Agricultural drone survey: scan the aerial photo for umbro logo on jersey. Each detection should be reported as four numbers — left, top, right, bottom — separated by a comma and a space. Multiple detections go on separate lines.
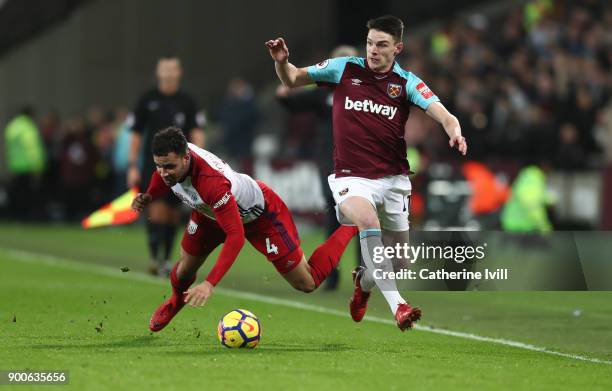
344, 97, 397, 120
351, 78, 362, 85
339, 188, 349, 196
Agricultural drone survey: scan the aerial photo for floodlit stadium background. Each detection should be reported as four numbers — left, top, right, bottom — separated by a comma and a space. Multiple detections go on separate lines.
0, 0, 610, 231
1, 2, 611, 389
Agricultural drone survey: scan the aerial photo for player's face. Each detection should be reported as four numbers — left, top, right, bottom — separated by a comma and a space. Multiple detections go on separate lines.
366, 29, 403, 73
156, 58, 182, 95
153, 152, 190, 186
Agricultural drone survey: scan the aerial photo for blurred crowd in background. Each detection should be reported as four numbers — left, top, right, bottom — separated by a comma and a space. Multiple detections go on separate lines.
2, 0, 611, 229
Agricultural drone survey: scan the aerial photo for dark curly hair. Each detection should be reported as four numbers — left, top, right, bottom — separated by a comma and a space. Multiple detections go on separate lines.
151, 127, 188, 156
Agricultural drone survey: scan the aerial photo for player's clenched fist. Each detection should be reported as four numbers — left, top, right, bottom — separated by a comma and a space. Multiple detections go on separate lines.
131, 193, 152, 212
265, 38, 289, 63
449, 134, 468, 156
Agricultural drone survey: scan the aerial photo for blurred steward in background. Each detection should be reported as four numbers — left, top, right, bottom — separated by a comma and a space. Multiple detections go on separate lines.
4, 106, 46, 221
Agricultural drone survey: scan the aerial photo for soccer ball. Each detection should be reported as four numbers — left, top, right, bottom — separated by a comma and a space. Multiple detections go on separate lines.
217, 309, 261, 348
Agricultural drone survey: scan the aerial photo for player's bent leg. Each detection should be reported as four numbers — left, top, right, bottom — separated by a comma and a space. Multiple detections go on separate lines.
280, 255, 317, 293
149, 248, 206, 332
337, 197, 382, 321
278, 225, 359, 293
149, 256, 198, 332
339, 197, 413, 324
306, 225, 358, 288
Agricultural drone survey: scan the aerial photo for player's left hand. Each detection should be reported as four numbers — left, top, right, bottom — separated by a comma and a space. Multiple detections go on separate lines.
449, 134, 468, 156
184, 281, 214, 307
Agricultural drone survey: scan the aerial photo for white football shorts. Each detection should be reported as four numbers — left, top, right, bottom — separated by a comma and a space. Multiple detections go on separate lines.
328, 174, 411, 231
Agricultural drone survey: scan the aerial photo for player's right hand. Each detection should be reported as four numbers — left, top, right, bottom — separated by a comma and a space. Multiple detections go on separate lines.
265, 38, 289, 63
127, 166, 141, 188
131, 193, 152, 212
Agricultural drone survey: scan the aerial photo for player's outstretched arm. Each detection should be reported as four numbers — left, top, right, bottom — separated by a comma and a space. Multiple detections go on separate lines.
426, 101, 467, 156
184, 194, 246, 307
131, 193, 152, 212
265, 37, 313, 88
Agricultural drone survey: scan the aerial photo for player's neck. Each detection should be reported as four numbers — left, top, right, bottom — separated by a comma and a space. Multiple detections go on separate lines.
366, 59, 394, 74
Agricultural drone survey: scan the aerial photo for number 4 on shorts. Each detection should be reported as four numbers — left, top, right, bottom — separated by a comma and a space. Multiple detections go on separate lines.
266, 237, 279, 255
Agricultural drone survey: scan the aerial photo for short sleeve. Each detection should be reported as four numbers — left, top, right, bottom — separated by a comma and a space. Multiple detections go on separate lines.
405, 72, 440, 110
307, 57, 351, 85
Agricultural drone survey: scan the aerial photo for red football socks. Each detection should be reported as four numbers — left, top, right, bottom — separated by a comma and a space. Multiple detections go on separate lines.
169, 262, 196, 304
307, 226, 358, 288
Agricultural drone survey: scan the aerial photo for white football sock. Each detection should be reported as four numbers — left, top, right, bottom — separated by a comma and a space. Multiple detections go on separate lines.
359, 229, 406, 315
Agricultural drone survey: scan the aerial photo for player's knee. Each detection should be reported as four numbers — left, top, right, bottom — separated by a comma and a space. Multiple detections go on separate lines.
356, 215, 380, 231
293, 280, 316, 293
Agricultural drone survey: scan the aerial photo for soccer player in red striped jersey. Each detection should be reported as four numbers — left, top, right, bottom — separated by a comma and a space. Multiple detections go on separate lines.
266, 15, 467, 331
132, 127, 357, 332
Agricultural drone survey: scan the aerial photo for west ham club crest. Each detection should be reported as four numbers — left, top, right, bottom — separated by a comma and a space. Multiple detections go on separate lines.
387, 83, 402, 98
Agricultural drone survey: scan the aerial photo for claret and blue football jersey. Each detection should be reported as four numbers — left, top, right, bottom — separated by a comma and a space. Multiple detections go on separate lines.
307, 57, 439, 179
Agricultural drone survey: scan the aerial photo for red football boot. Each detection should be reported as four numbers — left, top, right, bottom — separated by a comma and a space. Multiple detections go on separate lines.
349, 266, 371, 322
149, 262, 195, 332
149, 295, 185, 332
395, 303, 422, 331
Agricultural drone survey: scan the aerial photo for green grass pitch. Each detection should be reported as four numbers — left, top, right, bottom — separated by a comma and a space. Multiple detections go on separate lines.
0, 224, 611, 390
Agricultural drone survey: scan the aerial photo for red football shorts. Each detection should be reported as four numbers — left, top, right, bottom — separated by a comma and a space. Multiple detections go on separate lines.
180, 180, 304, 274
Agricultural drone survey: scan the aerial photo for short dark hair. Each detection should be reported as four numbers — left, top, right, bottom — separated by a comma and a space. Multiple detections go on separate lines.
366, 15, 404, 43
152, 127, 188, 156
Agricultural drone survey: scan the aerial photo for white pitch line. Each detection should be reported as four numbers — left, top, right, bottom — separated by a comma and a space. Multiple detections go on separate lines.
2, 247, 611, 366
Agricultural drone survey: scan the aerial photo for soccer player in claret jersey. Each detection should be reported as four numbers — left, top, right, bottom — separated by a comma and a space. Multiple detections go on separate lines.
266, 15, 467, 331
132, 127, 357, 332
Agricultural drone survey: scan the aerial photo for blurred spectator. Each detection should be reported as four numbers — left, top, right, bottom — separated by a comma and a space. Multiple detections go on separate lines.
553, 122, 587, 170
216, 77, 260, 166
462, 161, 510, 229
4, 106, 46, 220
111, 107, 132, 198
38, 110, 62, 216
89, 105, 116, 208
59, 116, 97, 221
413, 0, 611, 169
595, 102, 612, 164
